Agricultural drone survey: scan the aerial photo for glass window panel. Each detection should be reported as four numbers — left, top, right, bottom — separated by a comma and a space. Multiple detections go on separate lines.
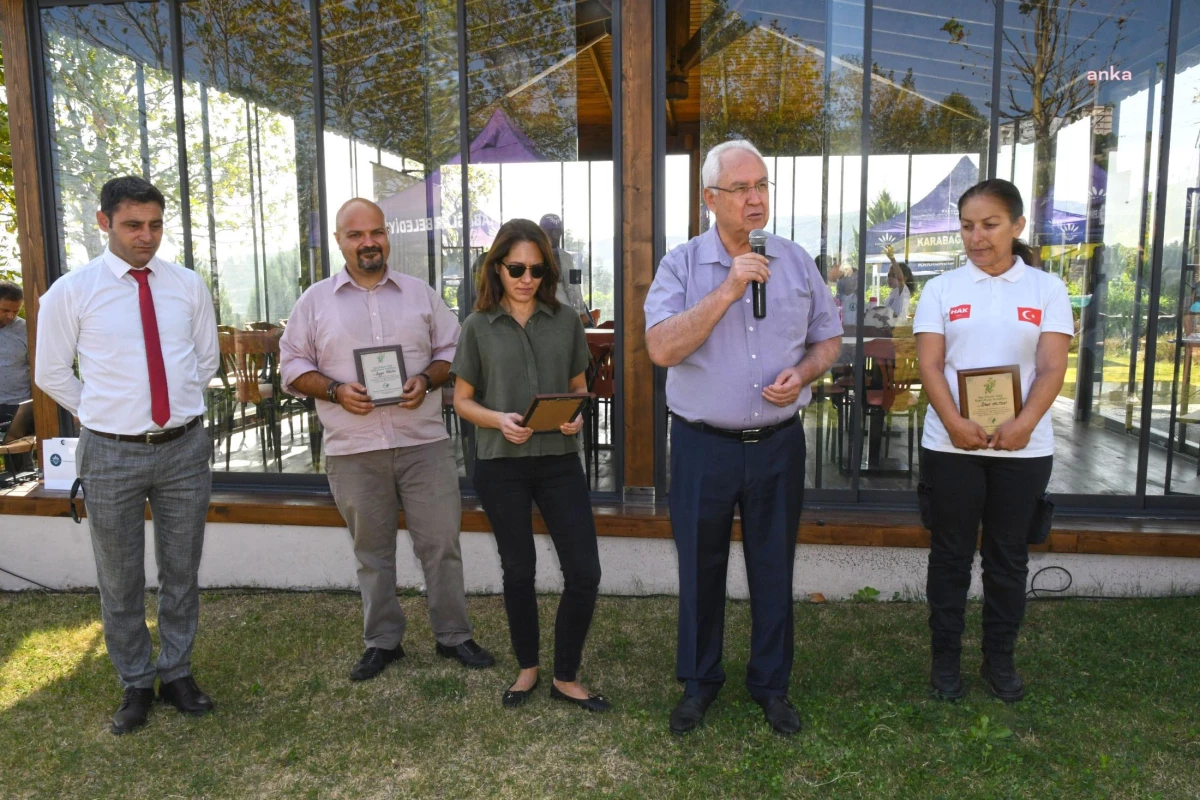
181, 0, 319, 475
661, 0, 863, 492
1154, 4, 1200, 495
41, 3, 182, 271
851, 0, 991, 490
463, 0, 616, 491
996, 0, 1171, 496
317, 0, 468, 476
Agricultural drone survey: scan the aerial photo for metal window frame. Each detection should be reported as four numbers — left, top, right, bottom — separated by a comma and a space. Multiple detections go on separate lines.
643, 0, 1197, 514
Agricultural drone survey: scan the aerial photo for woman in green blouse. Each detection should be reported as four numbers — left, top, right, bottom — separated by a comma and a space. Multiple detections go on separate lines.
452, 219, 608, 713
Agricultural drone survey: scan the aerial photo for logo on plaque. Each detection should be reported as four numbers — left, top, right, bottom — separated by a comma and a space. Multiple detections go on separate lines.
50, 454, 62, 467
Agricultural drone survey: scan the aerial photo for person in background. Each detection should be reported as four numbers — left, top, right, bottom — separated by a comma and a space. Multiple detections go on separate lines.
836, 263, 859, 324
36, 176, 219, 735
453, 218, 607, 713
913, 179, 1073, 703
0, 280, 31, 424
645, 139, 842, 736
538, 213, 592, 324
883, 245, 915, 321
279, 198, 495, 682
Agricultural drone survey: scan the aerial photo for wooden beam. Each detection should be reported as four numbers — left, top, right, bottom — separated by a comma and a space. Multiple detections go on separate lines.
0, 0, 61, 462
587, 43, 611, 113
620, 0, 655, 488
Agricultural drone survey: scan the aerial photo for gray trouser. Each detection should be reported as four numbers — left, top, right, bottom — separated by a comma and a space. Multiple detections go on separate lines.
78, 422, 212, 689
325, 439, 472, 649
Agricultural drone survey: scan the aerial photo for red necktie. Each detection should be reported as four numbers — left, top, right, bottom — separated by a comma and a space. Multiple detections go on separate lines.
129, 269, 171, 427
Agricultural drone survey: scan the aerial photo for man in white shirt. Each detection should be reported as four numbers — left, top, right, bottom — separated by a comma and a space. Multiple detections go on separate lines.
36, 176, 219, 735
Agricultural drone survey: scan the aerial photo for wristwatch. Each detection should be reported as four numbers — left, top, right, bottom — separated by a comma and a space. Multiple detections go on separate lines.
417, 372, 433, 393
326, 380, 342, 403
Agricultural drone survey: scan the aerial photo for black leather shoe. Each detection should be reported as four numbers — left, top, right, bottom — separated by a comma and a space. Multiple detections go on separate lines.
758, 695, 802, 736
159, 675, 215, 715
502, 676, 540, 708
436, 639, 496, 669
669, 693, 715, 735
981, 652, 1025, 702
111, 686, 155, 735
930, 651, 965, 701
550, 682, 611, 712
350, 645, 405, 681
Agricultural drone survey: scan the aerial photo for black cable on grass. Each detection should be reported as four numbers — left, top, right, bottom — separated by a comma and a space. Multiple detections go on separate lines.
0, 563, 55, 591
1023, 566, 1188, 601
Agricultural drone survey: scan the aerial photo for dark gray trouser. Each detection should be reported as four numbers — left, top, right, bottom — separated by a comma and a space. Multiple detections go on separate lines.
78, 423, 212, 690
325, 439, 472, 650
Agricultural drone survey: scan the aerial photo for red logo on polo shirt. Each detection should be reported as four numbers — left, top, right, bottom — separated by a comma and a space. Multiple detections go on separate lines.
1017, 307, 1043, 325
949, 304, 971, 321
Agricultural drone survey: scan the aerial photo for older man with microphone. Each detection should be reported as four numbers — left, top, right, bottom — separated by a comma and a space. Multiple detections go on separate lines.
645, 140, 842, 736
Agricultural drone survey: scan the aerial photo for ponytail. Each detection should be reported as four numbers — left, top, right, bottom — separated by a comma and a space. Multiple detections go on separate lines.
1012, 238, 1036, 266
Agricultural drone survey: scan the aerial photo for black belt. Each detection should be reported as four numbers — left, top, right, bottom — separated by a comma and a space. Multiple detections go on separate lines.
673, 413, 796, 443
88, 417, 201, 445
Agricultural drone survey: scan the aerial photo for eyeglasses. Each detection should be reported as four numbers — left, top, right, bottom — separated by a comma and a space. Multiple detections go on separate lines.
706, 179, 774, 200
501, 262, 548, 279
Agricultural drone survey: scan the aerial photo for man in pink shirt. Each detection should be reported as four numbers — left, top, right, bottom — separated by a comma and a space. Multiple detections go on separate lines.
280, 198, 494, 680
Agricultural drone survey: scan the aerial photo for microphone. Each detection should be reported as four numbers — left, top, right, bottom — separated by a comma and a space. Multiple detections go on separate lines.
748, 229, 768, 319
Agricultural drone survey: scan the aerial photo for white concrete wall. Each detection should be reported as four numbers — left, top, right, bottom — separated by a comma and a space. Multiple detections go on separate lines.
1, 514, 1198, 599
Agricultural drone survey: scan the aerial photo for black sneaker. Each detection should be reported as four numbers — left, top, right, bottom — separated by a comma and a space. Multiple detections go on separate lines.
981, 652, 1025, 702
930, 651, 965, 701
349, 645, 405, 681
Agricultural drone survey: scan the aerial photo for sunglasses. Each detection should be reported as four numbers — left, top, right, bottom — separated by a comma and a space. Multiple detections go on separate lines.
500, 262, 548, 279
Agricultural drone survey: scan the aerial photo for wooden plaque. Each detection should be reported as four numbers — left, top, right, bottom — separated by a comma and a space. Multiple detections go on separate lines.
957, 365, 1022, 436
520, 393, 592, 432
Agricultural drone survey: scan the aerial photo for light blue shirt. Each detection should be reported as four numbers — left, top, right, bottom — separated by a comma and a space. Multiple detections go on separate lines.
644, 226, 843, 429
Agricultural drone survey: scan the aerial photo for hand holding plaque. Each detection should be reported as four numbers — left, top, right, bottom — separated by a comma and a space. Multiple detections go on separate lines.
957, 365, 1022, 438
354, 345, 408, 405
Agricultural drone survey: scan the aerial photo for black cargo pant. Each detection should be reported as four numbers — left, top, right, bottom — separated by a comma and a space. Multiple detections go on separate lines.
920, 448, 1052, 656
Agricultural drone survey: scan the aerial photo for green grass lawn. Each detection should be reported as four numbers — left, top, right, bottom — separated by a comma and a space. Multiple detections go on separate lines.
2, 592, 1199, 799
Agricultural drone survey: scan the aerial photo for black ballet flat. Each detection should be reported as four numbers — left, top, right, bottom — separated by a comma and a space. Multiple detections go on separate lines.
502, 676, 539, 708
550, 682, 611, 713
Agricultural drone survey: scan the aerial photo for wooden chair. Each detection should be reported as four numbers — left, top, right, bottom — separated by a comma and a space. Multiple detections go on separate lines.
863, 338, 922, 472
209, 330, 238, 470
584, 340, 615, 484
230, 329, 283, 471
0, 436, 36, 485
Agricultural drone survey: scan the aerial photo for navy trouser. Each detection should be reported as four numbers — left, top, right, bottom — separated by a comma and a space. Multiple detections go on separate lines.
921, 447, 1053, 656
669, 416, 806, 701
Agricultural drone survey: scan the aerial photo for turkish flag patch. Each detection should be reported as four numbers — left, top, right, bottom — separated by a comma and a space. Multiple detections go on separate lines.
1017, 307, 1043, 325
949, 304, 971, 322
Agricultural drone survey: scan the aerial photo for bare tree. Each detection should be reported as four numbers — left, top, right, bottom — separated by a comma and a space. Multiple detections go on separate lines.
945, 0, 1128, 238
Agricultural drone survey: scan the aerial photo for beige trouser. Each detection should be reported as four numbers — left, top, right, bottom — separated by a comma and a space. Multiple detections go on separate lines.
326, 439, 472, 649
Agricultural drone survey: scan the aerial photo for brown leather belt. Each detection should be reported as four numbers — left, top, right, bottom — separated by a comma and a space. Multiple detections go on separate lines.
88, 417, 201, 445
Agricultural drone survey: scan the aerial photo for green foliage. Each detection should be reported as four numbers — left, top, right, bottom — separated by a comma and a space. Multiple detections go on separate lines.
849, 189, 905, 268
0, 41, 19, 272
852, 585, 881, 603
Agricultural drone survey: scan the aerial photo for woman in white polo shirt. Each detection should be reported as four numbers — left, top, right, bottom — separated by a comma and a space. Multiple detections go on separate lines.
912, 179, 1074, 704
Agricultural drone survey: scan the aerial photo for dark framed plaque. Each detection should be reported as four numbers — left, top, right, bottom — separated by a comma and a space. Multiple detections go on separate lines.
957, 365, 1022, 436
354, 345, 408, 405
520, 393, 592, 432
